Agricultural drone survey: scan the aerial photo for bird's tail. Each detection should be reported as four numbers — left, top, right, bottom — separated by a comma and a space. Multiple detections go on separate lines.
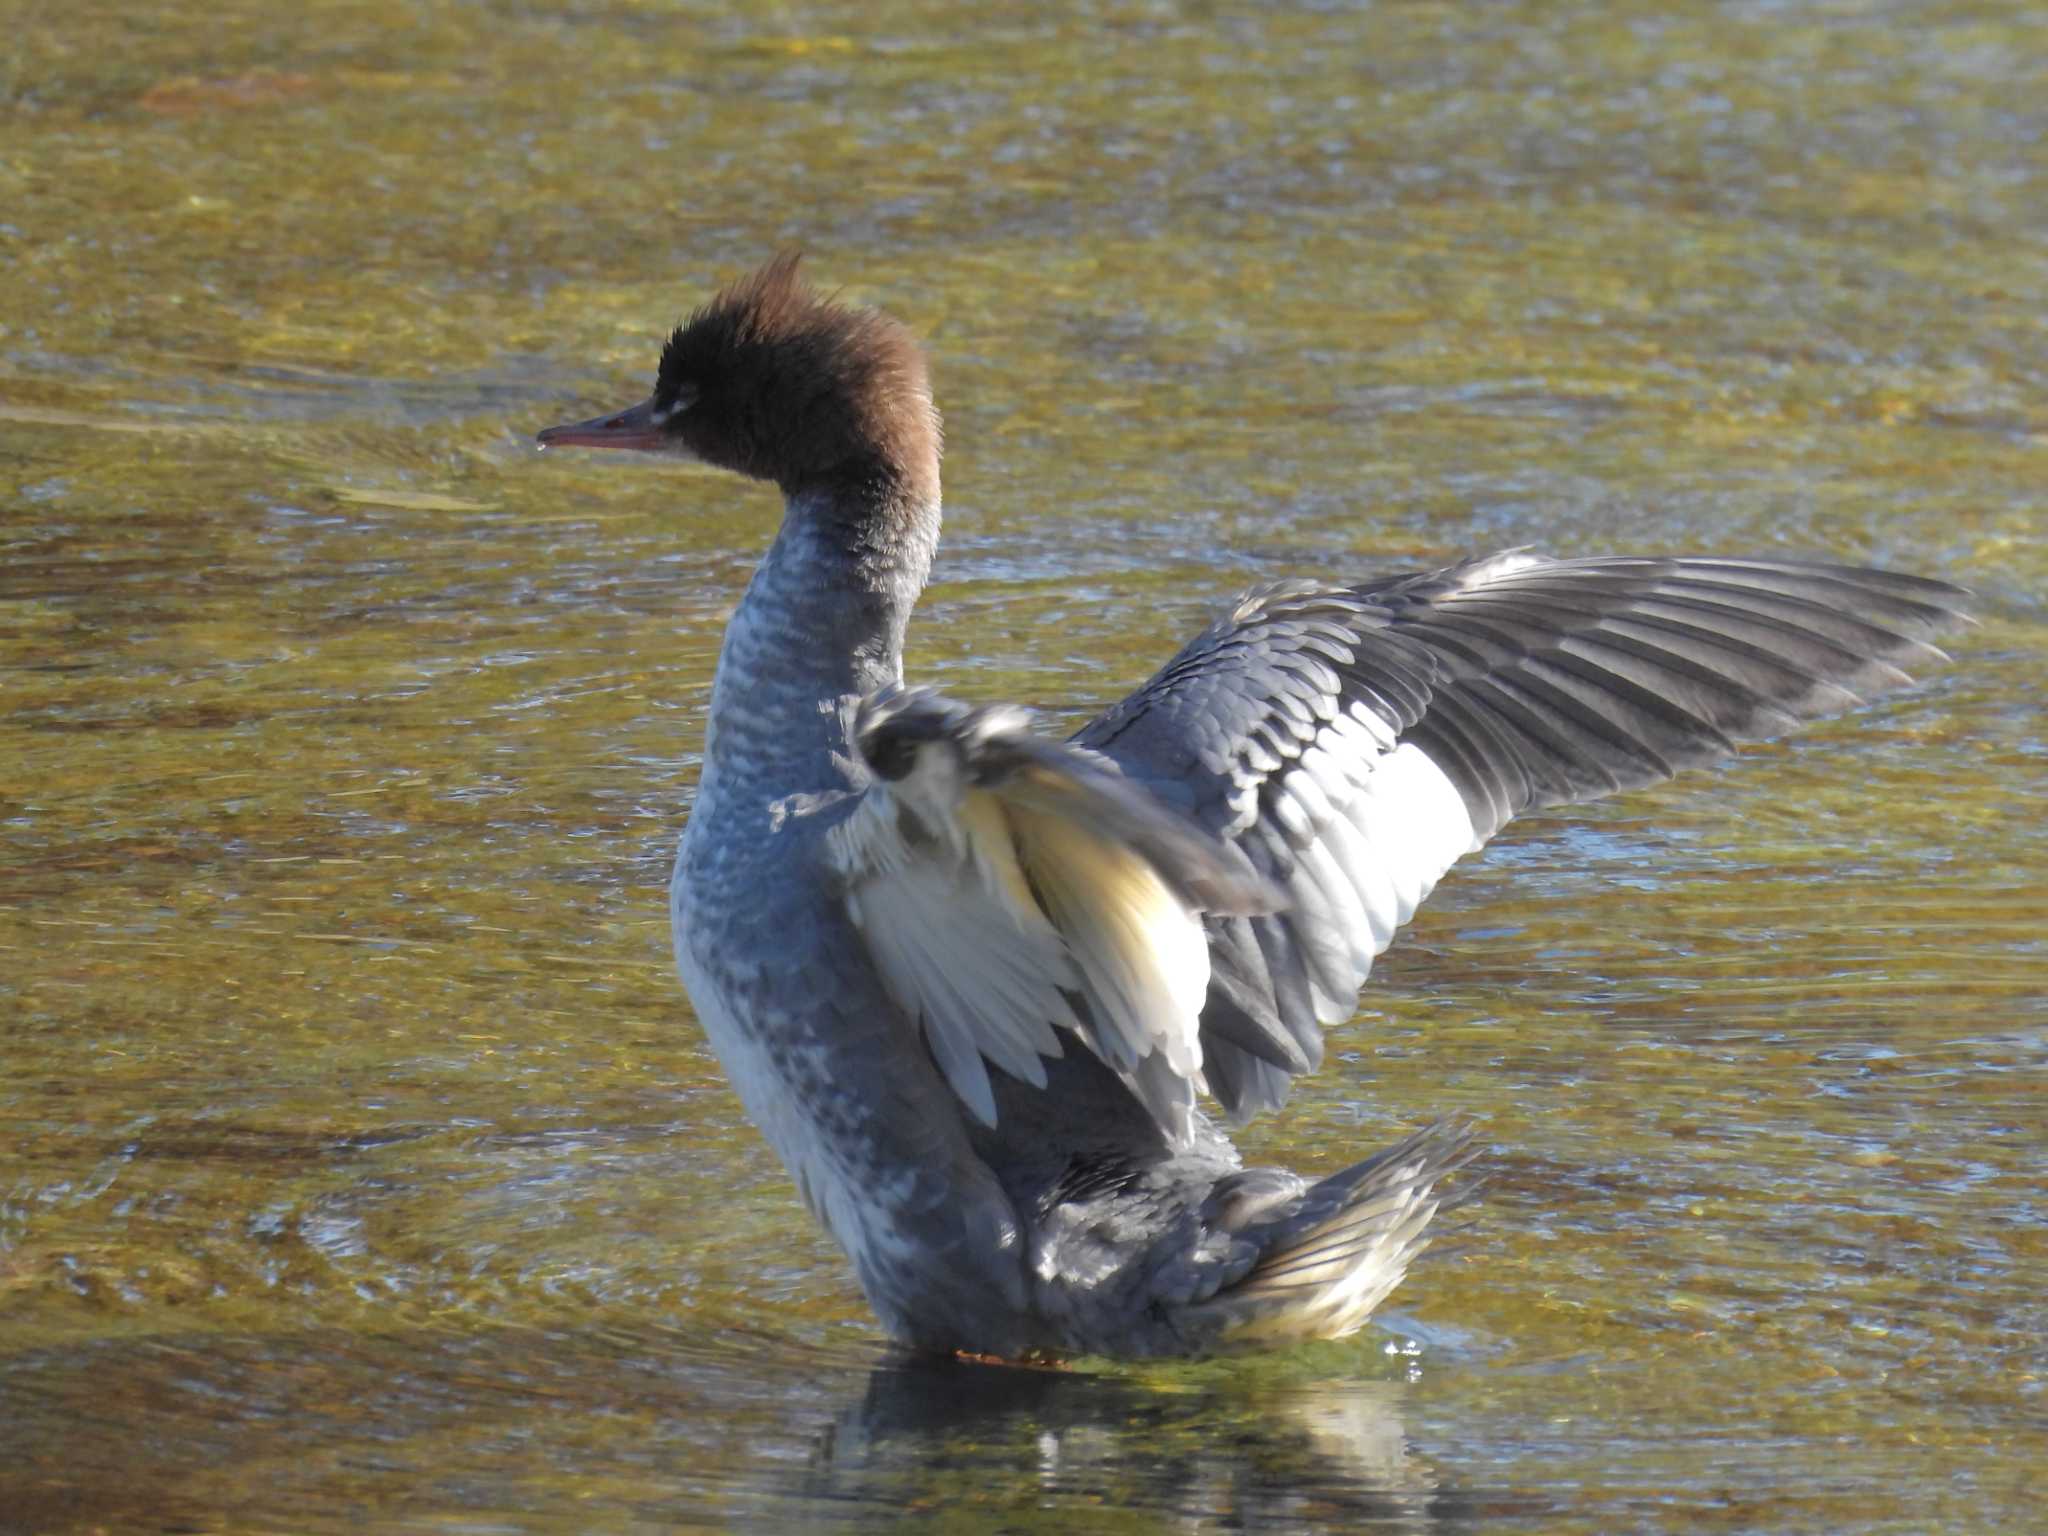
1176, 1123, 1480, 1350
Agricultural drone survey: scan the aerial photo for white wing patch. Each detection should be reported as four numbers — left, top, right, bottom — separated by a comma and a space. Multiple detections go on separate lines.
1270, 728, 1482, 1024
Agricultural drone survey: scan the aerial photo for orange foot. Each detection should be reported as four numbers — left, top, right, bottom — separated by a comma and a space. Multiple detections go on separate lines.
951, 1348, 1072, 1370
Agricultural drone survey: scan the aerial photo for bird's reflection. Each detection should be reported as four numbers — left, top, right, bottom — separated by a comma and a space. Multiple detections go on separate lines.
798, 1350, 1454, 1532
0, 1322, 1495, 1532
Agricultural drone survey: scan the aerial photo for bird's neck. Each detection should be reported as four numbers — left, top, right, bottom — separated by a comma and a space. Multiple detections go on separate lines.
701, 481, 941, 794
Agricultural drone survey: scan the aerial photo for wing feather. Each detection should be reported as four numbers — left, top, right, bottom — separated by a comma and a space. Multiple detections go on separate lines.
834, 554, 1965, 1137
1005, 801, 1209, 1078
1077, 551, 1968, 1123
831, 686, 1272, 1140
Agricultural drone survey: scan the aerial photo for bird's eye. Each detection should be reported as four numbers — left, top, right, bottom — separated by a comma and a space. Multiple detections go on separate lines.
653, 381, 700, 425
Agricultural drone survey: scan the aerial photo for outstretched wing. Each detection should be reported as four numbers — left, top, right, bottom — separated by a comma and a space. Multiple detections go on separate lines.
827, 686, 1274, 1139
1075, 552, 1970, 1124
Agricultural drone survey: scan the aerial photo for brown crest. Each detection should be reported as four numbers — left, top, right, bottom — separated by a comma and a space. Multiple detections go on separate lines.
658, 254, 941, 508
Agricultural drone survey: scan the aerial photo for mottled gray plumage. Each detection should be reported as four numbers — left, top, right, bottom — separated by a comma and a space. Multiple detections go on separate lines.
539, 257, 1968, 1358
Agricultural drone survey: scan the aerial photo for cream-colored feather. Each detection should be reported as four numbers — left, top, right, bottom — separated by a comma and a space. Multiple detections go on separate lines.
1006, 803, 1210, 1081
832, 774, 1081, 1127
830, 716, 1228, 1131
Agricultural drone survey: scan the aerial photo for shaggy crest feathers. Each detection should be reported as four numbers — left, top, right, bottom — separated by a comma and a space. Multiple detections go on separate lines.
657, 253, 942, 506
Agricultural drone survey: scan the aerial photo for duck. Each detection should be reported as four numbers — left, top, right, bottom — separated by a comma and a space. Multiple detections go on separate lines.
537, 254, 1967, 1359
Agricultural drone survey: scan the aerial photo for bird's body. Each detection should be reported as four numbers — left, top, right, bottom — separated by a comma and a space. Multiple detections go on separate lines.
664, 492, 1038, 1348
540, 256, 1966, 1358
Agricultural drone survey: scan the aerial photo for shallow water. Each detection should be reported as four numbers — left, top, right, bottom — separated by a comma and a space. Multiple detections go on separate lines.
3, 1, 2043, 1530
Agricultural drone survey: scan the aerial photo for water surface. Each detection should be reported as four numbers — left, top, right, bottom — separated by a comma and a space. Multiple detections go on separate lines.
3, 2, 2042, 1531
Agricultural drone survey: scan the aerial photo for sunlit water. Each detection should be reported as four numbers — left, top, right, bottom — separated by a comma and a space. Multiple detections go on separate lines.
3, 2, 2042, 1531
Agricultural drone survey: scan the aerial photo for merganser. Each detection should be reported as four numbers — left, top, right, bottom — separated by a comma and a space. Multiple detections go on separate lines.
538, 255, 1967, 1358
